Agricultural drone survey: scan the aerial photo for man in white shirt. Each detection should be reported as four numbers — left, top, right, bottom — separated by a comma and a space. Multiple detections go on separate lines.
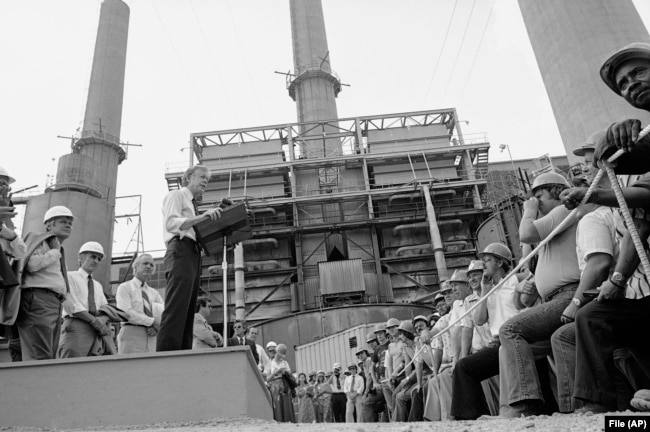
58, 241, 111, 358
247, 326, 270, 373
116, 254, 164, 354
329, 362, 347, 422
344, 363, 365, 422
158, 165, 223, 351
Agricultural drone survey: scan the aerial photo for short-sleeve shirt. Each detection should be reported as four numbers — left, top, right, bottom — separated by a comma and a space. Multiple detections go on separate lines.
533, 205, 581, 298
461, 292, 493, 352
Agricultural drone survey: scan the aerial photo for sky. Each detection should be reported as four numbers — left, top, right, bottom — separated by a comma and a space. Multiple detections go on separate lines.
2, 0, 649, 257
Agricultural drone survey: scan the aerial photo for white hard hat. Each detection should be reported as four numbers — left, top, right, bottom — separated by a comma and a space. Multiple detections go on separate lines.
0, 166, 15, 185
43, 206, 74, 223
332, 362, 341, 370
467, 260, 485, 274
79, 241, 104, 257
531, 172, 569, 194
478, 242, 513, 264
266, 341, 277, 349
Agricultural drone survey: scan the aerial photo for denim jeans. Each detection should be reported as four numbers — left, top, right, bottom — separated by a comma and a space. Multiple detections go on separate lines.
550, 322, 576, 412
499, 288, 574, 405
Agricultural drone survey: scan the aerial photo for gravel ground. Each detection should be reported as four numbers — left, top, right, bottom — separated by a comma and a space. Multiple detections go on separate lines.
4, 411, 649, 432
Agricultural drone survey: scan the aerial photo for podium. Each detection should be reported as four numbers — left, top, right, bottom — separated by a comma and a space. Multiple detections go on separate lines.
193, 202, 253, 254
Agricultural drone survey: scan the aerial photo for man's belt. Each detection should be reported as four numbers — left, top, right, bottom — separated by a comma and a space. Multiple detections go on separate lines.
22, 287, 65, 302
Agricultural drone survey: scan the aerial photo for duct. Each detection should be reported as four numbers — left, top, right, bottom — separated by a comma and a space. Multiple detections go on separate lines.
246, 260, 281, 271
388, 192, 422, 206
395, 244, 433, 257
242, 238, 278, 249
392, 221, 428, 237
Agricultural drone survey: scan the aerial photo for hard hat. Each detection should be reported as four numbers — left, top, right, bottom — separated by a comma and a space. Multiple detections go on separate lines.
412, 315, 428, 325
0, 166, 15, 185
355, 348, 369, 356
600, 42, 650, 94
333, 362, 341, 370
478, 242, 513, 264
439, 280, 452, 293
531, 172, 569, 193
43, 206, 74, 223
434, 293, 446, 303
309, 371, 316, 377
266, 341, 277, 349
373, 322, 387, 334
317, 370, 325, 376
428, 312, 441, 322
449, 269, 469, 284
79, 241, 104, 257
386, 317, 400, 328
573, 130, 605, 157
366, 332, 378, 343
467, 260, 484, 274
397, 320, 415, 336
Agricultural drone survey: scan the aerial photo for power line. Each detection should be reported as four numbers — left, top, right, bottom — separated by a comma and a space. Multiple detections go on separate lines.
148, 0, 212, 124
441, 0, 477, 103
187, 0, 240, 125
225, 0, 266, 124
458, 0, 496, 100
420, 0, 459, 108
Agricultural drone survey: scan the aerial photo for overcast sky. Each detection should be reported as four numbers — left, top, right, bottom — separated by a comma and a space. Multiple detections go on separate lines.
2, 0, 649, 256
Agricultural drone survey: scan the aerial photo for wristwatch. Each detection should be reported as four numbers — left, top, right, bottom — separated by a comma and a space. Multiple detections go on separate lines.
610, 272, 627, 289
571, 297, 582, 307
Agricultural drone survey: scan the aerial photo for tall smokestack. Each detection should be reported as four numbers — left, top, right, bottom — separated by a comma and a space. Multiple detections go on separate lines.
518, 0, 650, 163
22, 0, 130, 290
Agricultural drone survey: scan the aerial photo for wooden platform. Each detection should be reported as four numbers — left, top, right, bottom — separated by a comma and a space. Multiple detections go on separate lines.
0, 346, 273, 429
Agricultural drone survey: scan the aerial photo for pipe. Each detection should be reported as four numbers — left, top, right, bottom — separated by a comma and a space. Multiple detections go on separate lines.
250, 207, 277, 216
234, 243, 246, 322
392, 222, 428, 237
444, 240, 468, 253
421, 183, 448, 280
388, 192, 422, 206
395, 244, 432, 256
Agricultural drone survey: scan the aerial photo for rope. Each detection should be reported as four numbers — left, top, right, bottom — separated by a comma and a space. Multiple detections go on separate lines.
394, 125, 650, 374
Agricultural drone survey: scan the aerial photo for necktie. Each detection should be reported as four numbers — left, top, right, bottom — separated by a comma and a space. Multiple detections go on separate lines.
336, 376, 340, 390
87, 274, 97, 314
59, 246, 70, 294
240, 337, 244, 345
351, 375, 355, 392
141, 282, 153, 317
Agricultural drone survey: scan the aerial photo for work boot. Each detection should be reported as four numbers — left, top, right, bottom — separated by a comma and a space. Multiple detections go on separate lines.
499, 400, 543, 419
574, 402, 615, 414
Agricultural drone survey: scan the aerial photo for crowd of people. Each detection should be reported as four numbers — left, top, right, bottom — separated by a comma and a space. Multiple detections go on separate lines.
1, 41, 650, 421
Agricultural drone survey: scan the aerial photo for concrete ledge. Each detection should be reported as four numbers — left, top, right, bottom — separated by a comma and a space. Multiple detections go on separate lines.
0, 346, 273, 429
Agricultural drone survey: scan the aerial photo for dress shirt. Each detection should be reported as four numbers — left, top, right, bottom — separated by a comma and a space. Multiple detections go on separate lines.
162, 187, 197, 244
330, 374, 345, 393
116, 277, 164, 327
384, 340, 404, 377
484, 274, 520, 338
22, 240, 66, 295
343, 373, 365, 394
62, 269, 108, 317
432, 314, 453, 364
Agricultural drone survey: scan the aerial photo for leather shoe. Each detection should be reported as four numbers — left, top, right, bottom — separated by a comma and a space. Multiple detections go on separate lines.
574, 402, 615, 414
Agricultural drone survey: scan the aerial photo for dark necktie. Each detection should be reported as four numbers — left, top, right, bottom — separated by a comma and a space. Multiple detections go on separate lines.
351, 375, 355, 392
240, 337, 245, 345
336, 376, 340, 390
141, 282, 153, 317
59, 246, 70, 293
87, 274, 97, 314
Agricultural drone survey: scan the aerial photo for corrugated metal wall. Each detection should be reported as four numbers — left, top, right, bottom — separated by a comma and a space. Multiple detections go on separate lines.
295, 323, 377, 374
319, 259, 365, 295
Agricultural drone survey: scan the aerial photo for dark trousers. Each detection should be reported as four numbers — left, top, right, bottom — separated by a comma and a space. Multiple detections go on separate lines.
574, 296, 650, 407
330, 393, 347, 423
157, 238, 200, 351
16, 288, 63, 360
450, 345, 499, 420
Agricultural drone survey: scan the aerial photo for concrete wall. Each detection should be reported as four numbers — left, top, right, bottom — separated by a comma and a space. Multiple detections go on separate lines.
0, 347, 272, 429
